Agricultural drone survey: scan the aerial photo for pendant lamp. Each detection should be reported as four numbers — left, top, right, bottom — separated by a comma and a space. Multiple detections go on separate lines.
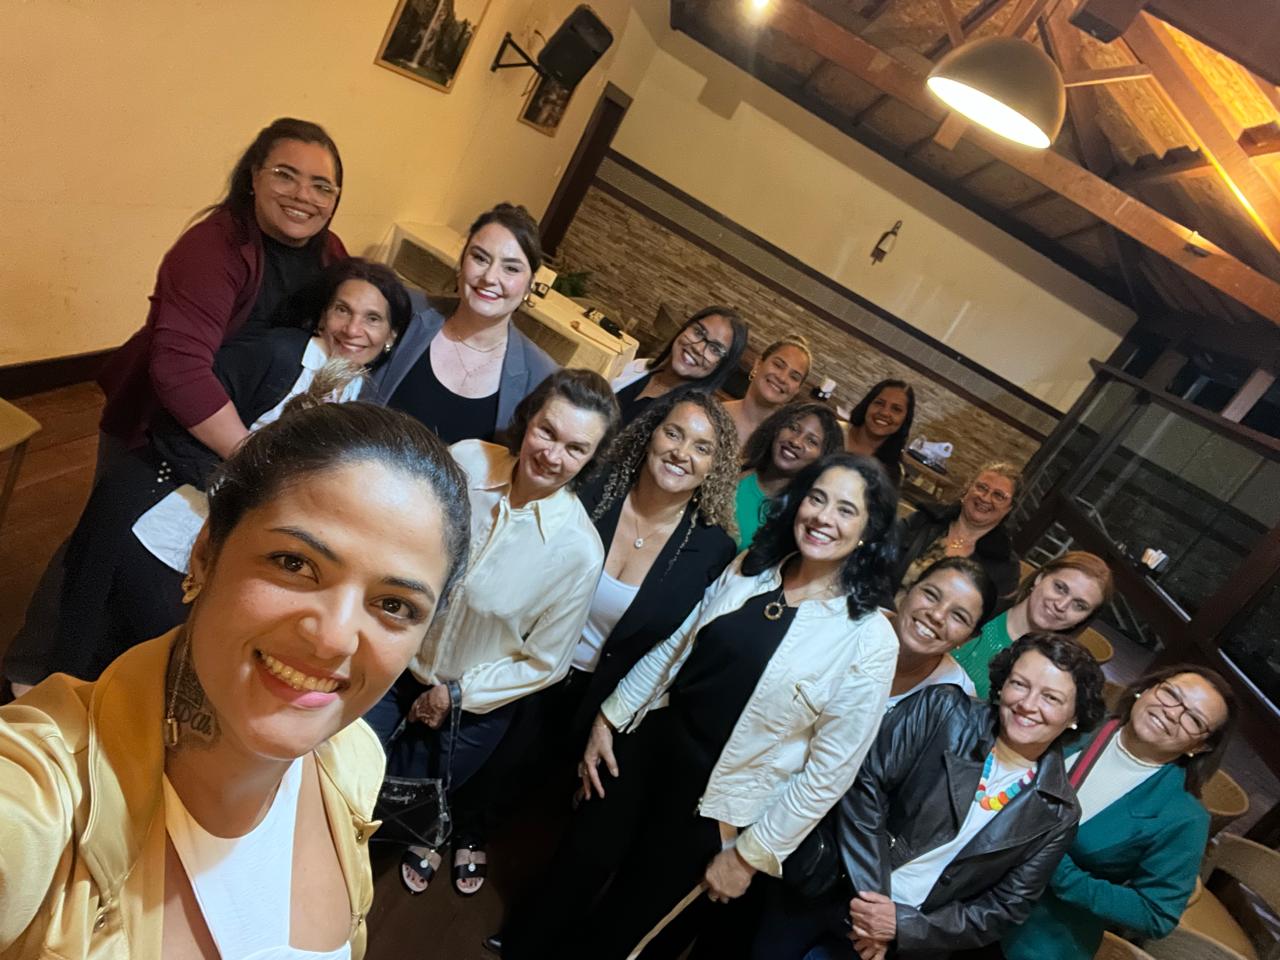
926, 37, 1066, 148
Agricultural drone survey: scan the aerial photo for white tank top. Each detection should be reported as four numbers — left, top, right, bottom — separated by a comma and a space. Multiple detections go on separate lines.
572, 569, 642, 672
162, 758, 352, 960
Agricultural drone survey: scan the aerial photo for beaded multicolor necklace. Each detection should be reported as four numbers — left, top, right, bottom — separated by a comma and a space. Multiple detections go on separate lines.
974, 749, 1036, 812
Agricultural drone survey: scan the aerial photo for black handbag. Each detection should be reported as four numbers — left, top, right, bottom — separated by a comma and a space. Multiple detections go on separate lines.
783, 813, 841, 899
372, 680, 461, 850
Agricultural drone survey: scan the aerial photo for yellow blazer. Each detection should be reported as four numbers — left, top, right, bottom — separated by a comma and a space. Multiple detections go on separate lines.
0, 629, 385, 959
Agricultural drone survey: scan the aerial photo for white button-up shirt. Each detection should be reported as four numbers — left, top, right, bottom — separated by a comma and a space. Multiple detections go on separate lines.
410, 439, 605, 714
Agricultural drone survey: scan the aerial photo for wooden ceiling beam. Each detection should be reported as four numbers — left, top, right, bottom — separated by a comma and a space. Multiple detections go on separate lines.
1062, 64, 1153, 87
1124, 13, 1280, 254
1111, 137, 1280, 189
765, 0, 1280, 325
854, 0, 1010, 126
936, 0, 965, 48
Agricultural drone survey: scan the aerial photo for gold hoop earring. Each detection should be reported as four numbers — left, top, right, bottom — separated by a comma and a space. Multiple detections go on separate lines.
181, 575, 202, 605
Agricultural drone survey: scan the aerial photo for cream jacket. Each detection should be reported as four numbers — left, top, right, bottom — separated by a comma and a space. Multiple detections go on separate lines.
0, 631, 384, 960
601, 554, 897, 878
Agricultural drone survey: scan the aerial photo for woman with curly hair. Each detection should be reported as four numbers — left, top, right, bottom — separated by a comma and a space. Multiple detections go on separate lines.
844, 380, 915, 485
503, 453, 901, 959
761, 632, 1104, 960
736, 402, 844, 549
454, 392, 741, 899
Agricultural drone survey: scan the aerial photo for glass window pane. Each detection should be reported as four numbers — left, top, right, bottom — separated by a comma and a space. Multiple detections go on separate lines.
1222, 581, 1280, 709
1073, 404, 1272, 617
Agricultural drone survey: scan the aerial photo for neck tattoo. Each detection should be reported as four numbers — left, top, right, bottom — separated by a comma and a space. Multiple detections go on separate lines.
164, 630, 219, 750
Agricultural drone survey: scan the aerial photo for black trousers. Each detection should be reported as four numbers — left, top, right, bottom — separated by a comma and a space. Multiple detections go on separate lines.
502, 708, 725, 960
753, 879, 851, 960
451, 667, 593, 845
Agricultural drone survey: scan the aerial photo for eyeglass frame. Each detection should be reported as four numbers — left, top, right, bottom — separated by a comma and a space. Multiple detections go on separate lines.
969, 480, 1013, 505
684, 320, 731, 363
1149, 680, 1213, 738
263, 165, 340, 207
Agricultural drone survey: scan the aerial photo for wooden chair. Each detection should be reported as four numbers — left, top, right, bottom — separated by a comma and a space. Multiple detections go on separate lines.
0, 398, 41, 535
1146, 924, 1254, 960
1202, 771, 1251, 838
1077, 626, 1115, 665
1019, 559, 1037, 584
1176, 833, 1280, 960
1096, 931, 1155, 959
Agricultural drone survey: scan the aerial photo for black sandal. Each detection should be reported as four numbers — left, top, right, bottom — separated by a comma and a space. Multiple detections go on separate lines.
400, 845, 441, 895
452, 842, 488, 897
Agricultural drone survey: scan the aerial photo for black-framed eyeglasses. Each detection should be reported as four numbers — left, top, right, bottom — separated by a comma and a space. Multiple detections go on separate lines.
1151, 681, 1211, 737
687, 321, 730, 362
265, 165, 340, 206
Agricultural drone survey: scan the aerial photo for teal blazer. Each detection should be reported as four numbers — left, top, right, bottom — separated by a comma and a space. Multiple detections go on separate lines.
1001, 748, 1209, 960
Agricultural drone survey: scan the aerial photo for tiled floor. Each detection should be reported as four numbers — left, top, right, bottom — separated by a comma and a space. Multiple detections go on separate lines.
2, 382, 1276, 957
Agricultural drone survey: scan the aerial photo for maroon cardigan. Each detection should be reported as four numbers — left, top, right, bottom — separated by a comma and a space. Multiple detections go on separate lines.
97, 207, 347, 448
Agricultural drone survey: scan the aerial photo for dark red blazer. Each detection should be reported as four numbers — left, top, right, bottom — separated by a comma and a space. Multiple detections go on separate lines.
97, 207, 346, 448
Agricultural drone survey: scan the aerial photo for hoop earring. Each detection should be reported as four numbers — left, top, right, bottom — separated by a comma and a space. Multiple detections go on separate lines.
181, 575, 202, 605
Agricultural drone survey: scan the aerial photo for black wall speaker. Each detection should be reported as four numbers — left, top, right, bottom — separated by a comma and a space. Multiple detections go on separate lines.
537, 5, 613, 88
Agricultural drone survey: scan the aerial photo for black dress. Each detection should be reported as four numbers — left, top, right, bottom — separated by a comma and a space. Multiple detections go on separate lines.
504, 591, 797, 960
388, 345, 500, 444
614, 371, 656, 425
244, 234, 328, 329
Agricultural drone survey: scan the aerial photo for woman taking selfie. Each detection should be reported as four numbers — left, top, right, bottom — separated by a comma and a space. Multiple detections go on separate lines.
0, 401, 471, 959
46, 258, 412, 682
735, 402, 844, 549
376, 203, 557, 443
765, 633, 1104, 960
503, 453, 901, 959
364, 370, 619, 895
1002, 665, 1236, 960
954, 552, 1112, 698
611, 307, 750, 424
722, 335, 812, 446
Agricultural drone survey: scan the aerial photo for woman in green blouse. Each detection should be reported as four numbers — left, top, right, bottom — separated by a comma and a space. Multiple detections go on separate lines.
733, 402, 841, 550
954, 551, 1112, 697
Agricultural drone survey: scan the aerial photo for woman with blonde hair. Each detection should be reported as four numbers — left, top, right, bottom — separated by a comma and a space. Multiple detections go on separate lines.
723, 335, 813, 446
954, 551, 1113, 698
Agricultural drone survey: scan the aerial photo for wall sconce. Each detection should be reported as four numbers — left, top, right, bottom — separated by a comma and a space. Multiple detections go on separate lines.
871, 220, 903, 265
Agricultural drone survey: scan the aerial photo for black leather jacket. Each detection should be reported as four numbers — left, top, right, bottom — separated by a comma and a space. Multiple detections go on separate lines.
836, 686, 1079, 958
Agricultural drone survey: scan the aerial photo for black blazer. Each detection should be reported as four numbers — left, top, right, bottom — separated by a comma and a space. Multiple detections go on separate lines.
835, 686, 1079, 958
572, 476, 737, 734
892, 502, 1020, 612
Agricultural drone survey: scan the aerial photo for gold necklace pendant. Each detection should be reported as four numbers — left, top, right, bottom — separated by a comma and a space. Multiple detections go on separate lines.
763, 599, 785, 621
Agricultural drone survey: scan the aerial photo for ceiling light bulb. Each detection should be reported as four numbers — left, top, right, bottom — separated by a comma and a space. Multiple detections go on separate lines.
750, 0, 771, 10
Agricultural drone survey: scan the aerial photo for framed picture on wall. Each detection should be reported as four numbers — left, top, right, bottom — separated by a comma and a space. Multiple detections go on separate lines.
375, 0, 491, 92
519, 74, 575, 136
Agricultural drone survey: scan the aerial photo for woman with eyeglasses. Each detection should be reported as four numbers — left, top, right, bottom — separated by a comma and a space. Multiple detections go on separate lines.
375, 203, 558, 444
953, 552, 1113, 699
611, 307, 750, 424
735, 402, 845, 550
722, 335, 813, 447
891, 461, 1023, 614
1001, 665, 1236, 960
4, 118, 348, 700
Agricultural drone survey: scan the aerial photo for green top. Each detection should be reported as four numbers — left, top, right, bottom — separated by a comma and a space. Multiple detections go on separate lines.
951, 609, 1013, 699
734, 473, 771, 551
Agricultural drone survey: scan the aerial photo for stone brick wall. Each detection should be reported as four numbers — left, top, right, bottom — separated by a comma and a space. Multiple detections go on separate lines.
556, 181, 1045, 487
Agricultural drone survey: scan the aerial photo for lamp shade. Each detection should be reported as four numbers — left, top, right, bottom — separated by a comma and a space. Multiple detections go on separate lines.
926, 37, 1066, 148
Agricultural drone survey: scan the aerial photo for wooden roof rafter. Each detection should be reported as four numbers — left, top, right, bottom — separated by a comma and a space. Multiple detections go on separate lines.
1123, 13, 1280, 254
761, 0, 1280, 326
